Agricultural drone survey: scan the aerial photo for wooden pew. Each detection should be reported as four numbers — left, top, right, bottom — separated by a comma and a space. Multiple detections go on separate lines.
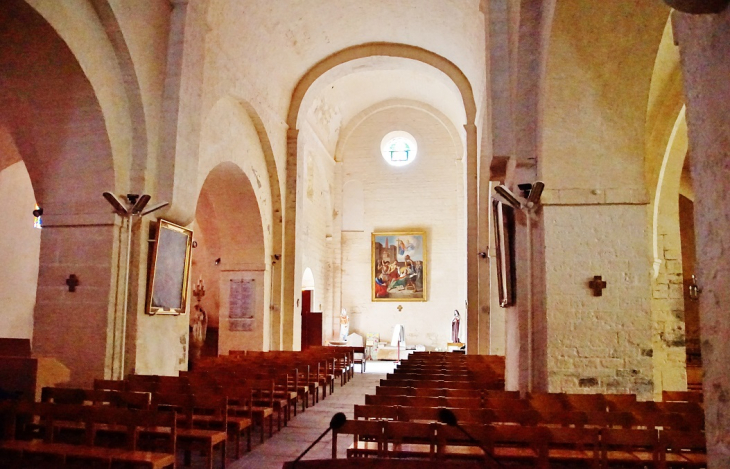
0, 402, 176, 469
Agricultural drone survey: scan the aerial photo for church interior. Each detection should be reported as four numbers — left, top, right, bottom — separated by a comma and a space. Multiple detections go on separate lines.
1, 0, 730, 467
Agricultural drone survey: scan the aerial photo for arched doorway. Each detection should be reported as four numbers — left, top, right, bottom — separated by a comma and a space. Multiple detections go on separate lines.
300, 267, 321, 350
190, 162, 267, 363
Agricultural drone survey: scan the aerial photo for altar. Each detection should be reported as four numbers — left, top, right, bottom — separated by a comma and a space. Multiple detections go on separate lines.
376, 345, 415, 361
374, 323, 417, 361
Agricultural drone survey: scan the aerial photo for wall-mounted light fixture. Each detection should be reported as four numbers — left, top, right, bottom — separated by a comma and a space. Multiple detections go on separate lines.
491, 181, 544, 393
102, 192, 169, 379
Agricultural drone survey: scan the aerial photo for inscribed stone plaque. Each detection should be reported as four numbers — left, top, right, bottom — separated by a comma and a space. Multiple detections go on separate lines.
229, 279, 255, 332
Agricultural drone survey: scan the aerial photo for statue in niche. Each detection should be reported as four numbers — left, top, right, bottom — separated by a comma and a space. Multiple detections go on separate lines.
189, 277, 208, 367
451, 310, 461, 343
191, 305, 208, 348
339, 308, 349, 341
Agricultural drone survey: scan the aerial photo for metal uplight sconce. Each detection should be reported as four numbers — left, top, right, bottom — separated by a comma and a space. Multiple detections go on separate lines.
102, 192, 169, 379
491, 181, 544, 392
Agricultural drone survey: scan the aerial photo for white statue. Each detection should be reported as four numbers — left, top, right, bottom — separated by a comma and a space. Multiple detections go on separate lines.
339, 308, 349, 341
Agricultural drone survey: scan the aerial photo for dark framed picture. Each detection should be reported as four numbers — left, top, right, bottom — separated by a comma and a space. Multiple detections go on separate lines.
146, 220, 193, 315
372, 231, 426, 301
493, 200, 516, 307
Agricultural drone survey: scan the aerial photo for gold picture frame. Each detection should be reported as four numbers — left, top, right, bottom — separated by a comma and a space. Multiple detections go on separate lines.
372, 231, 427, 302
146, 220, 193, 315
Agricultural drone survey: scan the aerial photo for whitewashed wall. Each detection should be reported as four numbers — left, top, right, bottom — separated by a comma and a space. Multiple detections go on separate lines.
338, 106, 465, 349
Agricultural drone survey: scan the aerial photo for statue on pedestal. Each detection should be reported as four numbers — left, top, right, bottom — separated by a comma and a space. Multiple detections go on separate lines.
451, 310, 461, 343
339, 308, 349, 341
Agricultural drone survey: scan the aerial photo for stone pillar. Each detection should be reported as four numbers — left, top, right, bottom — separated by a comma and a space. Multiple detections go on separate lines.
33, 215, 119, 387
672, 8, 730, 467
465, 123, 479, 353
540, 198, 654, 397
281, 128, 300, 350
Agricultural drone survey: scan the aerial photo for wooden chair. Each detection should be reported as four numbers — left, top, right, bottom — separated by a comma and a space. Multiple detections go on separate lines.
491, 424, 549, 469
333, 419, 384, 458
247, 379, 277, 442
662, 391, 703, 404
435, 423, 494, 464
601, 427, 660, 467
565, 393, 609, 413
603, 394, 638, 412
223, 382, 273, 444
383, 420, 436, 459
151, 392, 227, 469
93, 379, 127, 392
659, 429, 707, 468
354, 404, 400, 421
546, 426, 600, 468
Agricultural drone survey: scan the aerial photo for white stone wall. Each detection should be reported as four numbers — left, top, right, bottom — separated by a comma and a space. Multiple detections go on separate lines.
299, 123, 337, 341
543, 204, 654, 396
0, 161, 41, 339
338, 106, 465, 350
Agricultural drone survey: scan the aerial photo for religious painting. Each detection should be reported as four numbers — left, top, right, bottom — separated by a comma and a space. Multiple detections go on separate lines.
493, 200, 516, 307
372, 231, 427, 301
146, 220, 193, 315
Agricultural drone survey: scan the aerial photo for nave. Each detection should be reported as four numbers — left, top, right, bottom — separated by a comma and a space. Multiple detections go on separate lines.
1, 350, 706, 468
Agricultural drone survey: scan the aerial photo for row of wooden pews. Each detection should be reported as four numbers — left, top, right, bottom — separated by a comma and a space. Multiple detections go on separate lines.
319, 351, 706, 468
0, 346, 360, 468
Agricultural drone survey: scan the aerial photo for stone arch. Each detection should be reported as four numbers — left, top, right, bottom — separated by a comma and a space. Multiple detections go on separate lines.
24, 0, 138, 193
1, 0, 119, 386
191, 161, 267, 356
193, 95, 279, 352
645, 16, 690, 396
282, 42, 479, 351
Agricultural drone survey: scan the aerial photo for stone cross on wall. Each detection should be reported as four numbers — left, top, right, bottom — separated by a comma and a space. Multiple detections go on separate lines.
66, 274, 79, 292
589, 276, 607, 296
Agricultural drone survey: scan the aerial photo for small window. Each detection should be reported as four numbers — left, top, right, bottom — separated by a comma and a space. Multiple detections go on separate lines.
33, 203, 42, 229
380, 131, 418, 167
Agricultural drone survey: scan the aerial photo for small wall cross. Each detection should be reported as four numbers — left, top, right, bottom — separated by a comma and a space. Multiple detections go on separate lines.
397, 305, 403, 312
66, 274, 79, 292
589, 276, 607, 296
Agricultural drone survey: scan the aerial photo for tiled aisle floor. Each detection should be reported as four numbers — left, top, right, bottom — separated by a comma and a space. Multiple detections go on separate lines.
228, 361, 395, 469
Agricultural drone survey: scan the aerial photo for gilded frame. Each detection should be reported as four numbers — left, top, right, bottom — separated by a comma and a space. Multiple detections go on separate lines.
371, 231, 427, 302
146, 220, 193, 315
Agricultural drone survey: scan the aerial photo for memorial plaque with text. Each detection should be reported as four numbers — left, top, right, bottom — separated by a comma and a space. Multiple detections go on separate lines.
229, 279, 255, 331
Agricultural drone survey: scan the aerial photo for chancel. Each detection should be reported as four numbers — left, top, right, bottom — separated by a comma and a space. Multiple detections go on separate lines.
0, 0, 728, 467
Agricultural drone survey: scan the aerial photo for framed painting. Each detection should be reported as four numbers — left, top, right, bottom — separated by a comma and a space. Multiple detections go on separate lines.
492, 200, 516, 307
146, 220, 194, 315
372, 231, 427, 301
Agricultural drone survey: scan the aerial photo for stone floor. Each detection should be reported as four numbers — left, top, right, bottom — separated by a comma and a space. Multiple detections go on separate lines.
223, 360, 395, 469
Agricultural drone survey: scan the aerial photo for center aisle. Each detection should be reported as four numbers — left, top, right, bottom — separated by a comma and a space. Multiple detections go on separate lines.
230, 361, 395, 469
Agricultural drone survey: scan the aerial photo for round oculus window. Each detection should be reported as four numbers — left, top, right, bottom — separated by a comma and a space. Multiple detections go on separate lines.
380, 131, 417, 166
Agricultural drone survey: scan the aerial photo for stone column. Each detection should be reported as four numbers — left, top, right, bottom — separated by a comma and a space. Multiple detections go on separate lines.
281, 128, 300, 350
33, 215, 119, 387
672, 8, 730, 467
465, 123, 479, 353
